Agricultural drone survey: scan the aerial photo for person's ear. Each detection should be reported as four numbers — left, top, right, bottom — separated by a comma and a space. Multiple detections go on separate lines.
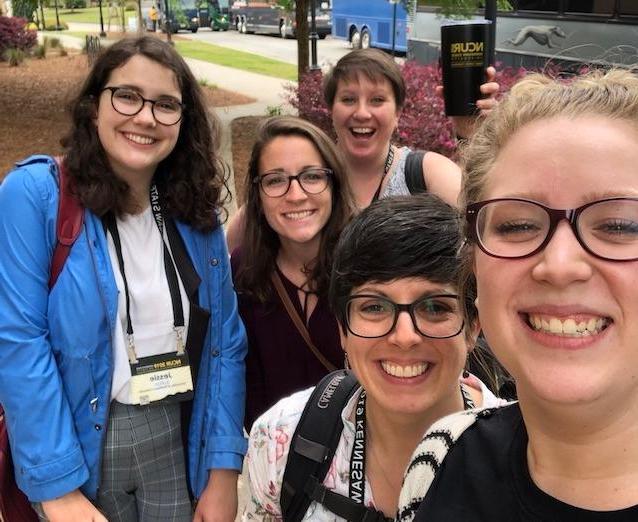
466, 319, 481, 354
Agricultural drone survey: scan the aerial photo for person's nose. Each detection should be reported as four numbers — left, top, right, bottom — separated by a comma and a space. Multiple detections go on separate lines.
531, 220, 594, 287
353, 100, 372, 120
284, 177, 308, 202
132, 100, 157, 127
387, 310, 421, 350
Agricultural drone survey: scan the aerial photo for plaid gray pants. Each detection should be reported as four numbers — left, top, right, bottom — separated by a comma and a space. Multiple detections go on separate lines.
35, 400, 192, 522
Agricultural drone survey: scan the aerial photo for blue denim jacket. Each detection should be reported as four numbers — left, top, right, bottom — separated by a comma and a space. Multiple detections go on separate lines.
0, 155, 247, 502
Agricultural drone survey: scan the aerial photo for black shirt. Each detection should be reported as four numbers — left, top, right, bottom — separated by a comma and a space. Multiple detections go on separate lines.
414, 403, 638, 521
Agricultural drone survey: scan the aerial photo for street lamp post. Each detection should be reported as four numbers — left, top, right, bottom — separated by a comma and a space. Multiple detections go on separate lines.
485, 0, 496, 65
390, 0, 397, 57
98, 0, 106, 37
309, 0, 319, 70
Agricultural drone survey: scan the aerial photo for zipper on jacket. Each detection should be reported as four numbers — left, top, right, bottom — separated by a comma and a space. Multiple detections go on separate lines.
87, 221, 115, 499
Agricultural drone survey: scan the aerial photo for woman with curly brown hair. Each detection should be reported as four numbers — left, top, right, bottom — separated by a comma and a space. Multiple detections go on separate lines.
231, 116, 355, 429
0, 36, 247, 522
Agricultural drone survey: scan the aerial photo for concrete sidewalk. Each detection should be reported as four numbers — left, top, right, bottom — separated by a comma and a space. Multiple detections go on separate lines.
44, 29, 296, 215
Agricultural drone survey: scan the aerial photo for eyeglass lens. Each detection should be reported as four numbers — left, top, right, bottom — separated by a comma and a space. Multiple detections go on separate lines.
474, 199, 638, 261
109, 88, 182, 126
346, 295, 463, 339
259, 168, 331, 197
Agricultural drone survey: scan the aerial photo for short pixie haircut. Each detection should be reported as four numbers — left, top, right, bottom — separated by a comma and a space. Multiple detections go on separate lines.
323, 48, 406, 109
329, 194, 464, 330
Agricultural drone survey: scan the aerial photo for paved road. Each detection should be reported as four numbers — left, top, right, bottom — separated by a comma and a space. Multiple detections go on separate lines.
188, 29, 352, 67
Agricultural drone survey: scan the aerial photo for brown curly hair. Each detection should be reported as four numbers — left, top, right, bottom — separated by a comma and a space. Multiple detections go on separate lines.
61, 36, 229, 230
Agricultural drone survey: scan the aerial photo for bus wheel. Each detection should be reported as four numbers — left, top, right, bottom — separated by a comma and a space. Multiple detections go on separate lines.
191, 26, 198, 33
350, 30, 361, 49
361, 28, 370, 49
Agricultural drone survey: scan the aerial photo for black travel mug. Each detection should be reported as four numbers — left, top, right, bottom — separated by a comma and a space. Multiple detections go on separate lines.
440, 20, 491, 116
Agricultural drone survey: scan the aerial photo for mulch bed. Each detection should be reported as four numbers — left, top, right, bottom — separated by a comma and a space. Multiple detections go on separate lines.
1, 51, 256, 177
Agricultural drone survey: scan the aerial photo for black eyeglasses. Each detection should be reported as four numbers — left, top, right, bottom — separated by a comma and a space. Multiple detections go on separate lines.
345, 294, 464, 339
253, 168, 332, 198
466, 197, 638, 261
102, 87, 185, 126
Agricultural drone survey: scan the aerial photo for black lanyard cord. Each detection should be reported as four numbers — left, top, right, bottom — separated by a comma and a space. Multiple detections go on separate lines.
104, 185, 185, 359
371, 145, 395, 203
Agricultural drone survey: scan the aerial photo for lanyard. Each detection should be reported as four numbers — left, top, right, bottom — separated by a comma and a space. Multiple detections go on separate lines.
105, 184, 186, 364
371, 145, 395, 203
348, 384, 475, 505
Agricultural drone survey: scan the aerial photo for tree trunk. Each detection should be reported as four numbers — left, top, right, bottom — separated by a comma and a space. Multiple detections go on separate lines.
295, 0, 309, 80
137, 0, 143, 34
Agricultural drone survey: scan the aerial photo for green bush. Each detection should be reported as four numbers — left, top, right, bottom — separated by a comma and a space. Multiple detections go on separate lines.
4, 47, 26, 66
63, 0, 87, 7
44, 18, 69, 29
33, 42, 46, 58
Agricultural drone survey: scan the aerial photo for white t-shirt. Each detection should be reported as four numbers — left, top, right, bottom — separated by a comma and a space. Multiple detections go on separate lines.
106, 206, 190, 403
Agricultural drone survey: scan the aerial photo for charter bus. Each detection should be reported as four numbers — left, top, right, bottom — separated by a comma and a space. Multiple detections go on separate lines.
331, 0, 409, 52
408, 0, 638, 69
230, 0, 331, 39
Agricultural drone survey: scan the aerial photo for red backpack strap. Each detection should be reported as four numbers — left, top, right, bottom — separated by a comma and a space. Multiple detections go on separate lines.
49, 158, 84, 290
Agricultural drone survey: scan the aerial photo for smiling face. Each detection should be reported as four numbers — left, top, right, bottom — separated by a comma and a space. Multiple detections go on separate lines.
474, 116, 638, 407
258, 135, 333, 252
341, 277, 469, 420
331, 73, 400, 165
95, 54, 182, 184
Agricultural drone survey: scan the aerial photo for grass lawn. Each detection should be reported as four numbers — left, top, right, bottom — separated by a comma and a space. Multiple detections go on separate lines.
43, 7, 134, 25
49, 31, 297, 81
175, 40, 297, 81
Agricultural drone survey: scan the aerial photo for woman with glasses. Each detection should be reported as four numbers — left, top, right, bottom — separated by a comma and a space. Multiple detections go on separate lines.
0, 37, 247, 521
231, 116, 355, 430
242, 194, 504, 521
398, 69, 638, 521
225, 49, 499, 252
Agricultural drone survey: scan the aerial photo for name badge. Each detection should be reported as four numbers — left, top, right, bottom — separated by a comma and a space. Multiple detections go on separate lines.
129, 352, 194, 405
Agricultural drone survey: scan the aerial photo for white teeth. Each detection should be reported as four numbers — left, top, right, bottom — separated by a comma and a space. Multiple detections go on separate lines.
528, 314, 609, 336
351, 127, 374, 134
124, 132, 155, 145
381, 361, 429, 378
284, 210, 314, 220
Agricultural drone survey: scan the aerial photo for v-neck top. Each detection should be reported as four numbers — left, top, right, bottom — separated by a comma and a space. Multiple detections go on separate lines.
231, 248, 343, 430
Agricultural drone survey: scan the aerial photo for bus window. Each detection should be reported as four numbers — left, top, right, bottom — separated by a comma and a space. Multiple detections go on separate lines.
565, 0, 614, 15
618, 0, 638, 16
514, 0, 559, 12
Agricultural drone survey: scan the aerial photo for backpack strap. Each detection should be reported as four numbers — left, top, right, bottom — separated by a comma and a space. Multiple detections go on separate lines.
396, 409, 484, 522
281, 370, 360, 521
49, 159, 84, 290
404, 151, 427, 195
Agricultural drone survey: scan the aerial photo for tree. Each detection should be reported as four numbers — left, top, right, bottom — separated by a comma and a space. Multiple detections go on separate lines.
415, 0, 511, 18
12, 0, 37, 20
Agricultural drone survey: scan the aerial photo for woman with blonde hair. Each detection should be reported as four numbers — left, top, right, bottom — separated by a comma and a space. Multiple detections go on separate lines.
399, 69, 638, 520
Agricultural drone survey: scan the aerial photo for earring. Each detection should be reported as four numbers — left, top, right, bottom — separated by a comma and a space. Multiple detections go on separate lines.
462, 369, 470, 379
344, 351, 350, 370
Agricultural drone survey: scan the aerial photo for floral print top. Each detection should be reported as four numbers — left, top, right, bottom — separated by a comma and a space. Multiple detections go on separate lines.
241, 380, 504, 521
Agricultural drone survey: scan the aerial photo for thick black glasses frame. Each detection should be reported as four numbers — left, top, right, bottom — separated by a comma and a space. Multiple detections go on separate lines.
345, 294, 464, 339
253, 168, 333, 198
466, 197, 638, 262
102, 87, 185, 126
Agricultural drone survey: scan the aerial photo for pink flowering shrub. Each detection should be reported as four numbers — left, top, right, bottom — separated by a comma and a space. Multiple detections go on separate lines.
0, 16, 37, 58
285, 60, 531, 158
